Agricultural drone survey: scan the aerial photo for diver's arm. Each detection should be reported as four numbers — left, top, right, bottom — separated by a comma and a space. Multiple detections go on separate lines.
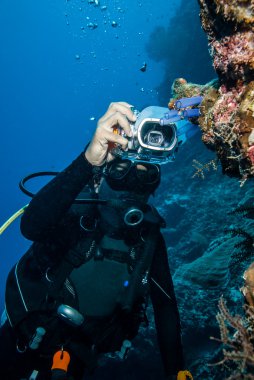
20, 152, 94, 242
150, 235, 184, 378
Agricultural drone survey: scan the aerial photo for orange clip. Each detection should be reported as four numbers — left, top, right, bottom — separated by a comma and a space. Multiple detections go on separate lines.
177, 370, 193, 380
108, 127, 119, 151
51, 350, 70, 372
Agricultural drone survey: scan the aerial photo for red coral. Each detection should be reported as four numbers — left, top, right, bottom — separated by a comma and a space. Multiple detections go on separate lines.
211, 32, 254, 80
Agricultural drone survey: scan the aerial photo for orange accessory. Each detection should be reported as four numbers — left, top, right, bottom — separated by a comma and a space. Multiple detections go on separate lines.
51, 350, 70, 372
108, 127, 119, 151
177, 370, 193, 380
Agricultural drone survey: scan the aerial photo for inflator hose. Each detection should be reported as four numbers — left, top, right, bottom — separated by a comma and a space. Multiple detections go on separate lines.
120, 224, 159, 312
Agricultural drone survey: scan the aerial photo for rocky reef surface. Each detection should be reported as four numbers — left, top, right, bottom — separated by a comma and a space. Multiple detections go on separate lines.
157, 135, 254, 379
169, 1, 254, 181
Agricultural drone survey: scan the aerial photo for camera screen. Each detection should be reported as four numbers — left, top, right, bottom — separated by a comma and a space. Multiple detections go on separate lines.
147, 131, 164, 146
141, 121, 175, 148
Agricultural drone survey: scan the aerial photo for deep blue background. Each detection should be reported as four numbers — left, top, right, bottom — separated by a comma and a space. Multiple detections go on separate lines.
0, 0, 183, 304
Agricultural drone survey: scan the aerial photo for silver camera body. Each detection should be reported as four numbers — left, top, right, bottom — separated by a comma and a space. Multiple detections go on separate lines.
112, 106, 178, 164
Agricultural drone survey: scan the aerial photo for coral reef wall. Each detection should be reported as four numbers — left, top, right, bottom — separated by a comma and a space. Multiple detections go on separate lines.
170, 1, 254, 180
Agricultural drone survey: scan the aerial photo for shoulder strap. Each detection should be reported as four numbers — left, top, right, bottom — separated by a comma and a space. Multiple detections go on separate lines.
46, 234, 97, 297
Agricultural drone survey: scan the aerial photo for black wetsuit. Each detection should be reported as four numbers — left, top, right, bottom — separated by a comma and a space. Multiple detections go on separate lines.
0, 152, 184, 380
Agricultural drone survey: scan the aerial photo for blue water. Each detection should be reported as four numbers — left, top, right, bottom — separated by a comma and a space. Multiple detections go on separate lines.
1, 0, 183, 300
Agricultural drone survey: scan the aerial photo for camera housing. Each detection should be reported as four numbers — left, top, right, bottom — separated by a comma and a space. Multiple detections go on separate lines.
112, 106, 178, 164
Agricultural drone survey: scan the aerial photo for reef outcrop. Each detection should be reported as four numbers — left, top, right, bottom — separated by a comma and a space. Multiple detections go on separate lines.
169, 1, 254, 180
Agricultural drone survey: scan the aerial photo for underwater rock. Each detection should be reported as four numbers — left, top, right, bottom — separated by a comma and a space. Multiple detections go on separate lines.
169, 1, 254, 179
173, 237, 238, 288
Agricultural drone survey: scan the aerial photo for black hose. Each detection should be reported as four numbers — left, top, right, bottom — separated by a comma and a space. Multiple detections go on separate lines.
19, 171, 107, 205
19, 171, 58, 198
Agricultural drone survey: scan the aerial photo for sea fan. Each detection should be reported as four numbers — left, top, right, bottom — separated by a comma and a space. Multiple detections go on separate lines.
224, 228, 254, 271
228, 205, 254, 220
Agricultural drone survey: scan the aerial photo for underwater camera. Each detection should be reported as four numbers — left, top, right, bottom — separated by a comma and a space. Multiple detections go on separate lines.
111, 105, 199, 165
111, 106, 177, 164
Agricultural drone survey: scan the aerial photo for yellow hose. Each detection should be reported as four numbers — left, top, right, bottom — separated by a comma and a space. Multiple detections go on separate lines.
0, 205, 28, 235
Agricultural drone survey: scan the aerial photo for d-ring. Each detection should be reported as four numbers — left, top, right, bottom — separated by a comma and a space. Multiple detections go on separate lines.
45, 267, 54, 283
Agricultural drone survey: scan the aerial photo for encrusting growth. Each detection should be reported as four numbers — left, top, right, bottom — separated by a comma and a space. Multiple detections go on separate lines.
169, 1, 254, 180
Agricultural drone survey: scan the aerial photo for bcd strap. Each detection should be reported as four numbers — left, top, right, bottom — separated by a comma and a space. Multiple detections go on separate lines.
119, 223, 160, 312
46, 236, 97, 297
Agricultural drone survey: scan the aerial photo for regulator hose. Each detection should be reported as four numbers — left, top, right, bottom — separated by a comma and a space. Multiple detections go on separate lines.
19, 171, 106, 205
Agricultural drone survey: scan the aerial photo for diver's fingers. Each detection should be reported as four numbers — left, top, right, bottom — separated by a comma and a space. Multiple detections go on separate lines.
85, 112, 129, 166
99, 102, 136, 129
95, 114, 130, 150
100, 111, 133, 137
98, 126, 128, 150
85, 130, 127, 166
99, 101, 134, 121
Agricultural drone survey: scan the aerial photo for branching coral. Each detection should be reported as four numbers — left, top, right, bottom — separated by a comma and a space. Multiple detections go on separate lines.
229, 205, 254, 220
212, 296, 254, 379
192, 158, 218, 179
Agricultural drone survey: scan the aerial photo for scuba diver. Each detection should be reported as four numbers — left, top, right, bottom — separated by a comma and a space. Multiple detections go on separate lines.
0, 100, 201, 380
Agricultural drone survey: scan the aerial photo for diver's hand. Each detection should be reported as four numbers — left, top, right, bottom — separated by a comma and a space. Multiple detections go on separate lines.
85, 102, 136, 166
